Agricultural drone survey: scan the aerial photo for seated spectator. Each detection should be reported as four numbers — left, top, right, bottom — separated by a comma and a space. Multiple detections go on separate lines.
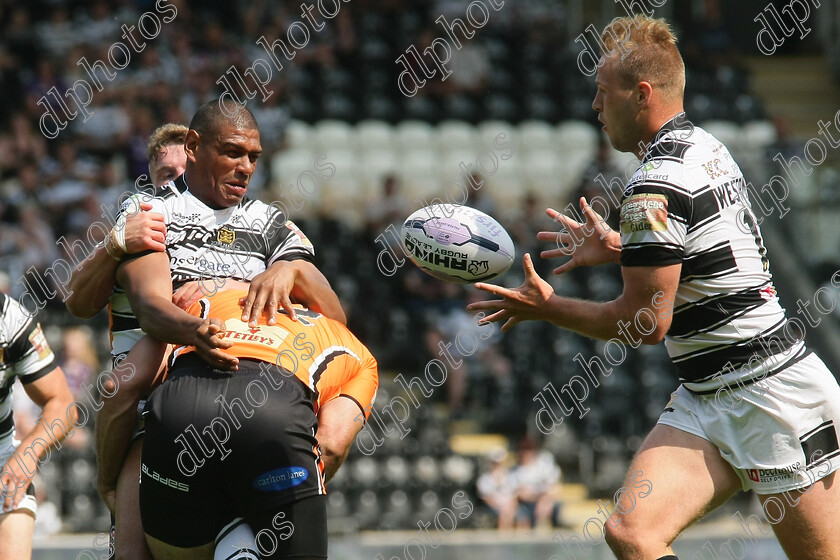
511, 437, 562, 530
477, 448, 517, 530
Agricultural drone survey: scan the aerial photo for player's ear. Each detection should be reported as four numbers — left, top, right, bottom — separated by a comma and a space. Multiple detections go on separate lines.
637, 81, 653, 107
184, 130, 200, 162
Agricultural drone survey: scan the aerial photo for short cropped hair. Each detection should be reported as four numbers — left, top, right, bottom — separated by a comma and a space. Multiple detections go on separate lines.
147, 123, 188, 162
188, 99, 259, 138
600, 16, 685, 101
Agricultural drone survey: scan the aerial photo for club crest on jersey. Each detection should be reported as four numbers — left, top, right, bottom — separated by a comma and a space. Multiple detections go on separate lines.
217, 227, 235, 245
620, 194, 668, 234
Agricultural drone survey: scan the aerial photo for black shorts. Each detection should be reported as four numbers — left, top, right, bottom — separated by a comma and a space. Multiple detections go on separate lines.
139, 355, 326, 553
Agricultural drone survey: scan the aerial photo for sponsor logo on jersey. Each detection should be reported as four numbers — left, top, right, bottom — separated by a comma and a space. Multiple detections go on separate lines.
28, 326, 51, 361
217, 226, 236, 245
253, 466, 309, 491
620, 194, 668, 234
218, 318, 290, 349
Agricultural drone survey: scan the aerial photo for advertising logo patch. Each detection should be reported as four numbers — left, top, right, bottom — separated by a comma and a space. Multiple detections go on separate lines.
253, 466, 309, 491
620, 194, 668, 234
28, 325, 51, 361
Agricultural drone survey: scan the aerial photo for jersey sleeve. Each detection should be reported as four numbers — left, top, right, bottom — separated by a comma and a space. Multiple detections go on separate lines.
115, 192, 168, 263
619, 162, 692, 267
316, 343, 379, 421
263, 205, 315, 265
4, 299, 58, 384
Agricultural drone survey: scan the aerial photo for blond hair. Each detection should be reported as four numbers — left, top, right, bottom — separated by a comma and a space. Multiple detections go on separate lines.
146, 123, 188, 163
600, 16, 685, 101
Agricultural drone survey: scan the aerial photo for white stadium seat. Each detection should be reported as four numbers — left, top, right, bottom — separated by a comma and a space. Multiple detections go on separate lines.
313, 120, 354, 150
395, 120, 435, 152
356, 120, 394, 152
519, 120, 556, 150
437, 120, 477, 152
283, 120, 314, 150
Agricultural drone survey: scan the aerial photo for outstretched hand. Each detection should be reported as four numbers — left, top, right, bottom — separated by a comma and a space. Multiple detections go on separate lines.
467, 254, 558, 332
536, 197, 621, 275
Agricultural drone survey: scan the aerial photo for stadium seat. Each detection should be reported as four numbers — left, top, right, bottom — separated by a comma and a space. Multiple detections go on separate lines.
283, 120, 314, 150
437, 120, 478, 152
477, 120, 518, 148
356, 119, 394, 152
519, 120, 556, 151
395, 120, 436, 152
314, 120, 354, 151
742, 120, 777, 149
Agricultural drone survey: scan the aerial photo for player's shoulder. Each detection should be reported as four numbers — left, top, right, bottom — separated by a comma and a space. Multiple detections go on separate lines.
0, 293, 34, 341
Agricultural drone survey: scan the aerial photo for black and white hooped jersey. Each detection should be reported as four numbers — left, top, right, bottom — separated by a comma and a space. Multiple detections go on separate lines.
109, 175, 315, 358
620, 114, 805, 391
0, 293, 58, 442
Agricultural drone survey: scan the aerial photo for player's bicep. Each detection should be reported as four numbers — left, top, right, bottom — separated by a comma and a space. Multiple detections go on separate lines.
618, 263, 681, 340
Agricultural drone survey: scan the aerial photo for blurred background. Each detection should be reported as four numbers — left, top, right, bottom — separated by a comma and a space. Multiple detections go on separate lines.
2, 0, 840, 557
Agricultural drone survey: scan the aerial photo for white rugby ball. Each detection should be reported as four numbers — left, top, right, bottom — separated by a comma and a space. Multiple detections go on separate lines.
401, 204, 515, 283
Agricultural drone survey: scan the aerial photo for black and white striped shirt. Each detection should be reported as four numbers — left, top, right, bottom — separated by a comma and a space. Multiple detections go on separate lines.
0, 294, 58, 443
620, 115, 805, 391
109, 175, 316, 358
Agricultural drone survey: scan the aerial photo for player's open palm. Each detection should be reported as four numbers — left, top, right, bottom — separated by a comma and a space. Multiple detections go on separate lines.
537, 197, 621, 274
469, 254, 558, 332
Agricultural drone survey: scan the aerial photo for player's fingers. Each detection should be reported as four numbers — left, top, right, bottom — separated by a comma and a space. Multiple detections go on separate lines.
138, 202, 153, 212
278, 294, 296, 323
501, 316, 520, 332
552, 260, 578, 276
546, 207, 580, 227
480, 309, 509, 325
540, 247, 574, 260
466, 299, 502, 312
521, 254, 535, 277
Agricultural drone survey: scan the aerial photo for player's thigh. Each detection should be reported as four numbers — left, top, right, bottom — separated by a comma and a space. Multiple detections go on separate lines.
607, 423, 742, 545
145, 534, 214, 560
760, 470, 840, 560
0, 509, 34, 560
116, 438, 152, 560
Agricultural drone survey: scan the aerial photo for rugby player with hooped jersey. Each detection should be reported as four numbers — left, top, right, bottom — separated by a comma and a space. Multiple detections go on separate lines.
0, 294, 76, 560
469, 16, 840, 560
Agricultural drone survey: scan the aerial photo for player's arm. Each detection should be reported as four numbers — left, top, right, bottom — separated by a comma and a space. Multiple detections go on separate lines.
318, 350, 378, 482
116, 252, 237, 369
317, 397, 365, 483
1, 367, 75, 512
469, 253, 679, 342
65, 202, 166, 318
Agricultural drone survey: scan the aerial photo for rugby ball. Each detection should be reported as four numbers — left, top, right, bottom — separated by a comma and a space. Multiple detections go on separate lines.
401, 204, 515, 283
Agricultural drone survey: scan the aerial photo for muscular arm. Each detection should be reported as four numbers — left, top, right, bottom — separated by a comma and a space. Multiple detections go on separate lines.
317, 397, 365, 483
65, 204, 166, 318
116, 252, 236, 369
1, 368, 75, 511
470, 254, 680, 344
